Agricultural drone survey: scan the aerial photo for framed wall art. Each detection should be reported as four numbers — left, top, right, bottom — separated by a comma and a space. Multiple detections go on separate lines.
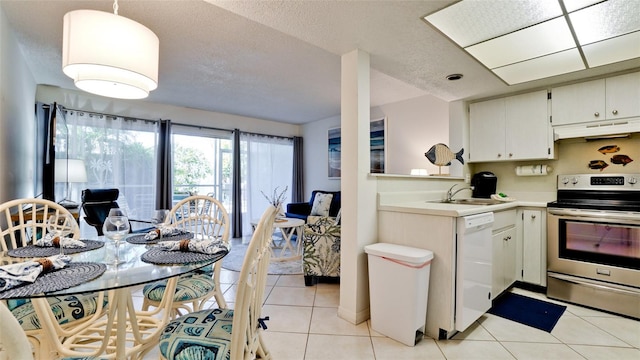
327, 117, 386, 179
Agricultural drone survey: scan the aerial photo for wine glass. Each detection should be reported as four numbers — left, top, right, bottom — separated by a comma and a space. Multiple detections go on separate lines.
46, 213, 76, 256
108, 208, 127, 218
102, 214, 130, 265
151, 209, 170, 239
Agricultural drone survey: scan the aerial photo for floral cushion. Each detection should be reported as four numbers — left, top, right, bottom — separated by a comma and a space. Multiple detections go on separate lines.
143, 273, 215, 302
159, 308, 233, 360
303, 216, 341, 279
7, 293, 107, 331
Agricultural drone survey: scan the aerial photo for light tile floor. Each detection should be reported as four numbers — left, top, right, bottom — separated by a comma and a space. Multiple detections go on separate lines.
137, 269, 640, 360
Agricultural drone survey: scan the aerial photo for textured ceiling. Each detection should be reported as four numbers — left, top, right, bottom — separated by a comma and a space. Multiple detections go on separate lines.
2, 0, 639, 124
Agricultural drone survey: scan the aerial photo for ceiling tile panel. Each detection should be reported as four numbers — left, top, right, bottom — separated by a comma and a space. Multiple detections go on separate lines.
493, 48, 585, 84
582, 31, 640, 67
425, 0, 562, 47
466, 17, 575, 69
570, 0, 640, 45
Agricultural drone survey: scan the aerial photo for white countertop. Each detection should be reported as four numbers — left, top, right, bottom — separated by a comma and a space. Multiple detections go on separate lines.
377, 191, 551, 217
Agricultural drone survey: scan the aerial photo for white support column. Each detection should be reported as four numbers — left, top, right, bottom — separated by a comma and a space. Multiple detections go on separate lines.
338, 49, 378, 325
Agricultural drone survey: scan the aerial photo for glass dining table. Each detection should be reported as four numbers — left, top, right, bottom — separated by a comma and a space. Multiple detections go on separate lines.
0, 236, 227, 359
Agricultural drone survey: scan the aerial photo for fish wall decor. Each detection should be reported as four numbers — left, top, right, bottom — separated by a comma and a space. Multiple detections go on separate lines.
598, 145, 620, 154
588, 160, 609, 171
611, 155, 633, 166
425, 143, 464, 166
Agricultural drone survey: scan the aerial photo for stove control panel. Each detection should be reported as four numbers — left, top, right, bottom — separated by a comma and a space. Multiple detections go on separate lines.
590, 176, 625, 186
558, 174, 640, 190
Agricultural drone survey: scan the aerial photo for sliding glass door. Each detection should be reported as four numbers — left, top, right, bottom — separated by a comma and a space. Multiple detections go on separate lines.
170, 125, 233, 213
54, 108, 292, 239
56, 109, 159, 233
240, 133, 293, 235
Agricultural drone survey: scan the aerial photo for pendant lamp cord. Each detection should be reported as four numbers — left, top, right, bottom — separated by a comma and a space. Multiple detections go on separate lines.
113, 0, 119, 15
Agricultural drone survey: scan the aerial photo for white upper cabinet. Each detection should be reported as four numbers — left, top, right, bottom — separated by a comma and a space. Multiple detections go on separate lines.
551, 79, 605, 126
469, 97, 505, 162
552, 71, 640, 126
605, 72, 640, 120
470, 90, 552, 163
505, 91, 551, 160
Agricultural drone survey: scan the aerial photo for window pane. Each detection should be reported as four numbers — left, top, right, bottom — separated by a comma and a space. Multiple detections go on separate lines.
240, 133, 293, 235
171, 125, 233, 215
56, 110, 158, 234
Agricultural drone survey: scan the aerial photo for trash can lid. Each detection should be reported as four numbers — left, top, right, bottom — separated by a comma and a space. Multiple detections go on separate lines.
365, 243, 433, 265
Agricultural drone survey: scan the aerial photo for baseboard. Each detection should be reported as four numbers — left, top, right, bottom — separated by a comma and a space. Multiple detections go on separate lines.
514, 281, 546, 294
337, 306, 370, 325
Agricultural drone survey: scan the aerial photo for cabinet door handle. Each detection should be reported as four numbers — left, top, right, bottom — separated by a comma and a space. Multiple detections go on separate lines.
594, 112, 599, 117
612, 109, 618, 115
531, 214, 536, 219
509, 153, 513, 157
497, 153, 502, 158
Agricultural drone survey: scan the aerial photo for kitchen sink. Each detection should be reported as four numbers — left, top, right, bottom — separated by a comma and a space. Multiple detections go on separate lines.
427, 198, 503, 205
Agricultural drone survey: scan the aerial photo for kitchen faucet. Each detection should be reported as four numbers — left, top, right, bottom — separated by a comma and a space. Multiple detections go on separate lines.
446, 183, 474, 202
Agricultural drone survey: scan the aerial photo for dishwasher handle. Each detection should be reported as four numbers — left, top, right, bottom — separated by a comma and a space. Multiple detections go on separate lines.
459, 212, 494, 230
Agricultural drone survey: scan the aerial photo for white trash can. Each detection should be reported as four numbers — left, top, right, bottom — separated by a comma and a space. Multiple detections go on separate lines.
365, 243, 433, 346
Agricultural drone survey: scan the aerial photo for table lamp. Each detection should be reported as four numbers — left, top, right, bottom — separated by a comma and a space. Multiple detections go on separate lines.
55, 158, 88, 208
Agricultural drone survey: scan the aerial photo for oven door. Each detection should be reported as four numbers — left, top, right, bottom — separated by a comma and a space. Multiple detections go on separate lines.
548, 208, 640, 288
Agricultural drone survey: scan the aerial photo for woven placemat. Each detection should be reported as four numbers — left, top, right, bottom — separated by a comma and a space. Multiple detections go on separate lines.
0, 262, 107, 299
126, 231, 194, 245
141, 248, 228, 265
7, 240, 105, 258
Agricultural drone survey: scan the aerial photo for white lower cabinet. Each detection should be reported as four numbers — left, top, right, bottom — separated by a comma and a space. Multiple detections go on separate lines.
492, 226, 517, 299
491, 210, 517, 299
518, 209, 547, 286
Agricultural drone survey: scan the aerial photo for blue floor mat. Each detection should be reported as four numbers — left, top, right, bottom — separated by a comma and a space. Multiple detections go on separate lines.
488, 292, 566, 332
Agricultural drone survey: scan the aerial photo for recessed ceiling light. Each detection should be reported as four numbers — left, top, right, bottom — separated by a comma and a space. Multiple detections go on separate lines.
446, 74, 463, 81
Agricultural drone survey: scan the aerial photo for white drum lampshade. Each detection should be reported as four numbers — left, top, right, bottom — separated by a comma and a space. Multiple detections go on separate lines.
62, 9, 159, 99
55, 159, 88, 184
55, 159, 88, 207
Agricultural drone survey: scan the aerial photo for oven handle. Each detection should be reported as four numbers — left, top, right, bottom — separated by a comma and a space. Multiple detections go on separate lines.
548, 208, 640, 221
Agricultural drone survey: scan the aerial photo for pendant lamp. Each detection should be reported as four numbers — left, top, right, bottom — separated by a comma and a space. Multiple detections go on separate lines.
62, 1, 159, 99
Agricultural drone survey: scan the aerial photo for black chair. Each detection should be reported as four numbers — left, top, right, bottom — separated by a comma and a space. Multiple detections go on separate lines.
81, 188, 152, 235
81, 188, 121, 236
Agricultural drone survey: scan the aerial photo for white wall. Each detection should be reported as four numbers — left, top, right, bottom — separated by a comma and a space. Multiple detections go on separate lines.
36, 85, 301, 138
0, 6, 37, 202
301, 114, 341, 199
372, 94, 450, 175
302, 93, 452, 199
473, 133, 640, 198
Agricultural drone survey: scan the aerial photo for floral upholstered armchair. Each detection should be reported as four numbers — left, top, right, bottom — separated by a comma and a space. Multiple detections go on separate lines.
302, 214, 341, 286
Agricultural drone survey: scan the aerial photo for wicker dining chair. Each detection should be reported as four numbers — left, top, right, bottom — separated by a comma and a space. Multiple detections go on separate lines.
0, 198, 106, 360
141, 195, 231, 316
158, 205, 277, 359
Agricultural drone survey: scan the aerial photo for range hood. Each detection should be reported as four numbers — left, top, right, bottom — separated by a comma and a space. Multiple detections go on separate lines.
553, 118, 640, 140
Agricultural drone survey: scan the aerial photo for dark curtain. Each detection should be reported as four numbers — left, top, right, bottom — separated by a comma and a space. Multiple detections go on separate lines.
34, 102, 56, 201
155, 119, 173, 210
232, 129, 242, 238
292, 136, 304, 202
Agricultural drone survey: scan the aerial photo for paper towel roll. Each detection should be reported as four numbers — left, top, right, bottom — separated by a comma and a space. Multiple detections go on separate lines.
515, 164, 552, 176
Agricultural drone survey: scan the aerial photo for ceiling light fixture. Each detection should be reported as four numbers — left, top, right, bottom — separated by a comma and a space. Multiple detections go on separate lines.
446, 73, 463, 81
62, 0, 159, 99
424, 0, 640, 85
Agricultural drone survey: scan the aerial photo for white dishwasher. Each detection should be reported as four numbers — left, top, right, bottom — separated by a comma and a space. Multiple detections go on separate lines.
455, 212, 494, 332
